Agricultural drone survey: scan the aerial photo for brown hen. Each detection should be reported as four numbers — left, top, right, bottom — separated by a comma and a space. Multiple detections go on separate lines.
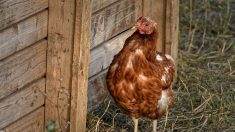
106, 17, 176, 132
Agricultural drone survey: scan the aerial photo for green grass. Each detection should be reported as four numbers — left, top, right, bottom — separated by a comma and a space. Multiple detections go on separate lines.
86, 0, 235, 131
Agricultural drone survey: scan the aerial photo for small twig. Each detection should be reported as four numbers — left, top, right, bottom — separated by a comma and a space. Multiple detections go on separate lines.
227, 60, 232, 72
112, 113, 118, 129
193, 96, 212, 113
197, 0, 208, 54
95, 100, 111, 132
221, 41, 227, 54
171, 116, 178, 131
163, 106, 169, 131
187, 21, 198, 53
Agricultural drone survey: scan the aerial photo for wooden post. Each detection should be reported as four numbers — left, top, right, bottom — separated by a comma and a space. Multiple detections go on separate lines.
46, 0, 75, 131
143, 0, 179, 58
46, 0, 91, 131
143, 0, 166, 52
70, 0, 92, 131
165, 0, 179, 62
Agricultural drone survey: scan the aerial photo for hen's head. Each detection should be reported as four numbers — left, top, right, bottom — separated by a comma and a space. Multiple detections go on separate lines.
135, 17, 157, 35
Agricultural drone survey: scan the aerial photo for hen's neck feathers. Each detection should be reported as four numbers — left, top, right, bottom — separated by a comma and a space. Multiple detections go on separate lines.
129, 29, 159, 61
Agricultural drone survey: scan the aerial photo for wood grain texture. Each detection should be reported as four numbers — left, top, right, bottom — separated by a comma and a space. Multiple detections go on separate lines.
3, 107, 44, 132
165, 0, 179, 62
143, 0, 166, 52
88, 72, 108, 111
46, 0, 75, 131
0, 40, 47, 100
0, 78, 45, 129
70, 0, 92, 131
91, 0, 142, 49
92, 0, 119, 13
0, 0, 48, 30
89, 29, 134, 77
165, 0, 172, 55
0, 10, 48, 60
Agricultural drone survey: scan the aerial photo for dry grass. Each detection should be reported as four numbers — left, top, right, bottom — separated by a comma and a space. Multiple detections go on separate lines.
86, 0, 235, 131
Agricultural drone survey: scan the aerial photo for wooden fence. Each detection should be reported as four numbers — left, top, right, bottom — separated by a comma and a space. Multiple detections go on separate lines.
0, 0, 178, 131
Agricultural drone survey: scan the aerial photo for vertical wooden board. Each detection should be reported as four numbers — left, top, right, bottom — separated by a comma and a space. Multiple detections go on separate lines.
46, 0, 75, 131
165, 0, 172, 55
92, 0, 119, 13
91, 0, 142, 49
0, 40, 47, 100
0, 10, 48, 60
136, 0, 143, 19
143, 0, 166, 52
0, 78, 45, 129
3, 107, 45, 132
89, 30, 134, 77
165, 0, 179, 63
170, 0, 179, 62
70, 0, 92, 131
0, 0, 48, 30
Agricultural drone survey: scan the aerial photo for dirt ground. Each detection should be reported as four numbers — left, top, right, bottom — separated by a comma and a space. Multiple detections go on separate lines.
86, 0, 235, 131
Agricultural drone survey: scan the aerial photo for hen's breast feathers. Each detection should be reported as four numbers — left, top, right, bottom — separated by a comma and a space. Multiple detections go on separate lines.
106, 32, 175, 119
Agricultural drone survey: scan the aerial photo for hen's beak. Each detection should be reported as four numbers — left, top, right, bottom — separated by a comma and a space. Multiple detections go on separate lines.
131, 26, 137, 30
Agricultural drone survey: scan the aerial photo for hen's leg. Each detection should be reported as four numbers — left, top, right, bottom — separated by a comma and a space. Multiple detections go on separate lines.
153, 120, 157, 132
133, 118, 138, 132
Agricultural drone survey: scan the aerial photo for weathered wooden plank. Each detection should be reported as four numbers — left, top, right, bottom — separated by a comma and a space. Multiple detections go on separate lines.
89, 47, 106, 77
46, 0, 75, 131
0, 40, 47, 100
143, 0, 166, 52
0, 78, 45, 129
70, 0, 92, 131
92, 0, 119, 13
165, 0, 172, 55
89, 29, 135, 77
0, 10, 48, 60
3, 107, 44, 132
165, 0, 179, 62
91, 0, 142, 49
0, 0, 48, 30
88, 72, 108, 111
